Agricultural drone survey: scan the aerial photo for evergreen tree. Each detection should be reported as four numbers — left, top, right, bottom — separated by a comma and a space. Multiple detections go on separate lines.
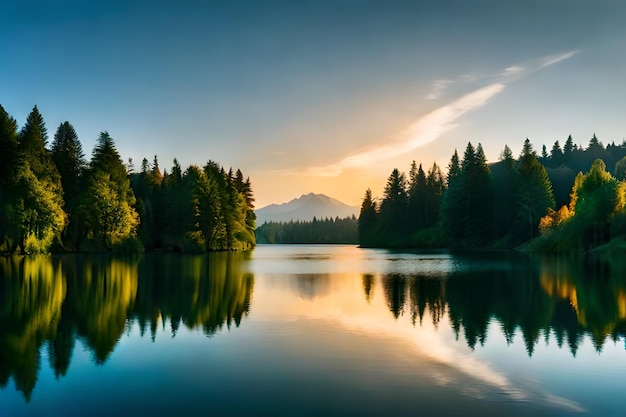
190, 165, 224, 251
425, 162, 445, 227
233, 169, 257, 243
79, 132, 139, 250
493, 145, 518, 243
441, 149, 464, 242
563, 135, 574, 163
13, 163, 67, 253
0, 105, 20, 250
461, 143, 492, 245
516, 139, 555, 240
79, 171, 139, 249
0, 105, 19, 187
18, 106, 61, 187
358, 188, 378, 246
569, 159, 621, 247
615, 156, 626, 180
51, 121, 85, 248
14, 106, 66, 252
380, 168, 408, 240
407, 161, 427, 231
550, 140, 564, 167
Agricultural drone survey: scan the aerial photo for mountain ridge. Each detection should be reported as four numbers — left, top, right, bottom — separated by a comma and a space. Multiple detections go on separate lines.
255, 193, 359, 224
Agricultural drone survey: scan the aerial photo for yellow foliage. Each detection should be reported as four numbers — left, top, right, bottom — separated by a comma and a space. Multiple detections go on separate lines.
539, 205, 573, 235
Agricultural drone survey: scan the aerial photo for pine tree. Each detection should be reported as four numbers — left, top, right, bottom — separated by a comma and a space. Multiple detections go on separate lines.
14, 106, 66, 252
19, 106, 61, 187
0, 105, 19, 187
408, 161, 427, 231
358, 188, 378, 246
493, 145, 518, 243
563, 135, 574, 163
380, 168, 408, 241
550, 140, 564, 167
516, 139, 555, 240
0, 105, 21, 250
425, 162, 445, 227
464, 143, 492, 245
441, 149, 463, 242
51, 121, 85, 248
80, 132, 139, 250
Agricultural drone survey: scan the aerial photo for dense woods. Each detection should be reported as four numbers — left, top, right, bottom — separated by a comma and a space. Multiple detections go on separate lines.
359, 135, 626, 252
255, 216, 358, 244
0, 104, 256, 254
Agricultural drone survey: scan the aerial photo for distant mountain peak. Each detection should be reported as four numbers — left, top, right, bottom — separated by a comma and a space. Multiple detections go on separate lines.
255, 193, 358, 224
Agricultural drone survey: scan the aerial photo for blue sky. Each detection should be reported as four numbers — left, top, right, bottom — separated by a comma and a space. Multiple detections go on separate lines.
2, 0, 626, 207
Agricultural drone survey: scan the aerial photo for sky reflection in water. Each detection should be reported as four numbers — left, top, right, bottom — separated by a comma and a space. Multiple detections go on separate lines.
1, 245, 625, 416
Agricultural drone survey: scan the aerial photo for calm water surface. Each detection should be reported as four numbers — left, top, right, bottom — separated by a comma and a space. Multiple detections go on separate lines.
1, 245, 625, 416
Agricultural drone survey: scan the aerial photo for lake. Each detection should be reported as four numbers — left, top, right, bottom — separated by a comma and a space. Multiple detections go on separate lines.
1, 245, 625, 416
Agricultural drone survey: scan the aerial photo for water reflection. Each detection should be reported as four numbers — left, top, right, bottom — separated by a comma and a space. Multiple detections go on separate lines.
0, 253, 253, 400
377, 253, 626, 356
0, 256, 66, 401
2, 247, 626, 410
361, 274, 375, 303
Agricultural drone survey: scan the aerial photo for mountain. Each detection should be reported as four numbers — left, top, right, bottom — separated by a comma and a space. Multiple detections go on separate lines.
255, 193, 359, 224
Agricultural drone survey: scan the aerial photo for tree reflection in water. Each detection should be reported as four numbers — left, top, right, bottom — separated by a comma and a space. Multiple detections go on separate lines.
376, 254, 626, 357
0, 252, 253, 400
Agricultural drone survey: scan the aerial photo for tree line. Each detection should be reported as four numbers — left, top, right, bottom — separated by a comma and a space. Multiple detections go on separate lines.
255, 216, 358, 244
0, 104, 256, 254
359, 134, 626, 252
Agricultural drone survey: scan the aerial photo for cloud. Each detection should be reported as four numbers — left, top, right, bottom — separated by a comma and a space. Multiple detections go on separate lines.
301, 50, 579, 177
541, 50, 579, 68
425, 79, 453, 100
305, 83, 505, 176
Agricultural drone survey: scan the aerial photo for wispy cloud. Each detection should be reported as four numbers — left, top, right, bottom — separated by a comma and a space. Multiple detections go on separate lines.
305, 83, 505, 176
426, 79, 453, 100
541, 50, 578, 68
300, 50, 579, 177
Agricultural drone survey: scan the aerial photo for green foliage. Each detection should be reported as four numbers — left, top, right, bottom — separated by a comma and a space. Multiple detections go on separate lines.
256, 216, 358, 244
516, 139, 555, 241
0, 105, 20, 250
441, 149, 463, 242
440, 142, 492, 247
79, 172, 140, 249
492, 145, 518, 242
615, 155, 626, 180
0, 103, 255, 254
14, 163, 66, 253
569, 160, 620, 247
358, 189, 378, 246
51, 121, 85, 249
79, 132, 140, 251
19, 106, 62, 188
381, 168, 408, 234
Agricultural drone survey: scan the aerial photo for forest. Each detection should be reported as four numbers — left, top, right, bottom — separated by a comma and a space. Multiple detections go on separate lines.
359, 135, 626, 253
0, 104, 256, 254
255, 216, 358, 244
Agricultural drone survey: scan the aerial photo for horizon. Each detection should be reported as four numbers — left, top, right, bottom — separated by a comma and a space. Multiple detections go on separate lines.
3, 1, 626, 207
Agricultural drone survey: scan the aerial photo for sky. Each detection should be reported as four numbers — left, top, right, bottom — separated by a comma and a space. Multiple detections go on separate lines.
2, 0, 626, 208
